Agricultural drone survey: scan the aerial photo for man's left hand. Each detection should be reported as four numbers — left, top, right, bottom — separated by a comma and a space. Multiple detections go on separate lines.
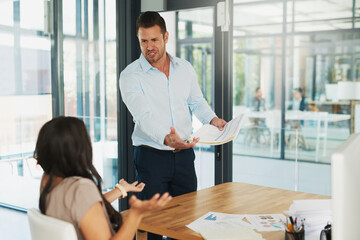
164, 127, 199, 149
210, 117, 227, 131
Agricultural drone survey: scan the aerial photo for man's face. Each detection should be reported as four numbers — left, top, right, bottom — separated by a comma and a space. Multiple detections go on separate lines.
256, 89, 262, 99
293, 90, 301, 100
138, 25, 168, 64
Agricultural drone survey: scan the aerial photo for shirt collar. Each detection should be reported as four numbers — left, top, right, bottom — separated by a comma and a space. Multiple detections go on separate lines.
139, 52, 179, 73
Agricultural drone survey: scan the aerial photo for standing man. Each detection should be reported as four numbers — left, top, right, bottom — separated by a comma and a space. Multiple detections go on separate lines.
119, 11, 226, 239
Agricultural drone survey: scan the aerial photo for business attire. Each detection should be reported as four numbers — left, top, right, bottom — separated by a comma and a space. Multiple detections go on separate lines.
251, 97, 266, 112
120, 53, 216, 239
287, 97, 309, 111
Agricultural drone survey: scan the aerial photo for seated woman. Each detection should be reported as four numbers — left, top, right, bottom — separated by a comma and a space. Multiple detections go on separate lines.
34, 116, 172, 240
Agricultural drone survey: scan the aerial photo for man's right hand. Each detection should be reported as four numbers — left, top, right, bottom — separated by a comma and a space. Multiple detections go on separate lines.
164, 127, 199, 149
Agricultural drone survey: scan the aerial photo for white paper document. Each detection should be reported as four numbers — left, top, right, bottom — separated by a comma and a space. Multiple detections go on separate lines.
186, 212, 263, 240
190, 114, 246, 145
245, 214, 286, 232
198, 227, 264, 240
285, 199, 331, 215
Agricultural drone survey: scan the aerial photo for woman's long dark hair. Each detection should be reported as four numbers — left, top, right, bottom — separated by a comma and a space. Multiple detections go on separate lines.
34, 116, 122, 231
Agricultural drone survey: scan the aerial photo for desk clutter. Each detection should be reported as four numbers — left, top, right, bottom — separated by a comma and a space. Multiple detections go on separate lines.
284, 199, 332, 240
186, 199, 331, 240
283, 216, 305, 240
186, 212, 286, 240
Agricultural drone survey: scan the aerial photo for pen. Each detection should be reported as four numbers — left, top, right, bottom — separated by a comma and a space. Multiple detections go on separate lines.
289, 216, 294, 225
288, 223, 294, 233
289, 216, 295, 232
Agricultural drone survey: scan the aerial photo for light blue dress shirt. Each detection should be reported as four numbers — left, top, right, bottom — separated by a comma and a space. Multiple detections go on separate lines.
119, 53, 216, 150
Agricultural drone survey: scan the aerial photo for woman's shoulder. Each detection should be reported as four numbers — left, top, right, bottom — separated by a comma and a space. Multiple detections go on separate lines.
58, 177, 102, 209
50, 177, 101, 203
61, 176, 93, 185
61, 177, 98, 192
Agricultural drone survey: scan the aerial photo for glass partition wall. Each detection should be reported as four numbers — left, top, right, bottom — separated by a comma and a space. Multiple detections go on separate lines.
0, 0, 117, 211
0, 0, 52, 210
232, 0, 359, 195
62, 0, 118, 192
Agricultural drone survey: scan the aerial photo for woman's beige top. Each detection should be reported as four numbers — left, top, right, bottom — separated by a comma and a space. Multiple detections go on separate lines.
45, 176, 114, 240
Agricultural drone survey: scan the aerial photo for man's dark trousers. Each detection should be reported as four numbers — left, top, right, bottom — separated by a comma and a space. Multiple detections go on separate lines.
134, 146, 197, 240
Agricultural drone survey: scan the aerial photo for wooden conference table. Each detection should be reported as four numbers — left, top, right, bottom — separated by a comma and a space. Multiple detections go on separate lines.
122, 182, 329, 240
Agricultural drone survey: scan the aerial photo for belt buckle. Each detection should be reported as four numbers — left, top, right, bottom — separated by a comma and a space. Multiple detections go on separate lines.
172, 149, 181, 153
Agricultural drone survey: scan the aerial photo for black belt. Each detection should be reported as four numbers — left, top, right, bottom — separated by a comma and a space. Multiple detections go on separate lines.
140, 145, 181, 153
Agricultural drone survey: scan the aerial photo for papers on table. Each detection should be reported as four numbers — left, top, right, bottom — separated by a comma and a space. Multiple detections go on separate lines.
189, 114, 246, 145
245, 214, 286, 232
186, 212, 252, 232
284, 199, 332, 240
186, 212, 286, 240
187, 212, 263, 240
198, 227, 263, 240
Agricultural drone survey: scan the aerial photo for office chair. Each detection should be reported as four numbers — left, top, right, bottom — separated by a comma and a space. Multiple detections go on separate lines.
27, 208, 78, 240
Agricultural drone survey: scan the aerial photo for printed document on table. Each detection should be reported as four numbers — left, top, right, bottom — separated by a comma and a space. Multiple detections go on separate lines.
198, 227, 264, 240
189, 113, 246, 145
245, 214, 286, 232
186, 212, 263, 240
186, 212, 252, 232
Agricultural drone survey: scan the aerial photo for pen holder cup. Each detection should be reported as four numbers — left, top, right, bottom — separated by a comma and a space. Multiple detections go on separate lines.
285, 229, 304, 240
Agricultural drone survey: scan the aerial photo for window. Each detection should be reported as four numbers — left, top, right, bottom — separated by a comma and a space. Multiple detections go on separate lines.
232, 0, 359, 195
0, 0, 52, 210
0, 0, 117, 210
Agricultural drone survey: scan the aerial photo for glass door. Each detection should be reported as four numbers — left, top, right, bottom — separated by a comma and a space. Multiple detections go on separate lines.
231, 0, 284, 190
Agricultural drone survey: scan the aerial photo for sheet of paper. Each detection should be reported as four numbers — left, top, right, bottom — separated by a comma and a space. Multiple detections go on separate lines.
198, 227, 264, 240
190, 114, 246, 145
245, 214, 286, 232
286, 199, 331, 214
186, 212, 253, 233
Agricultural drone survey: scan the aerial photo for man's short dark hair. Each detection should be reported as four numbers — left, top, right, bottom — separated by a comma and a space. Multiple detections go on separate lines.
294, 87, 303, 95
136, 11, 167, 36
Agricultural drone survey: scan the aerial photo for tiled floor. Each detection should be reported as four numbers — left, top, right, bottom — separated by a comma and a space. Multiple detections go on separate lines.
0, 207, 30, 240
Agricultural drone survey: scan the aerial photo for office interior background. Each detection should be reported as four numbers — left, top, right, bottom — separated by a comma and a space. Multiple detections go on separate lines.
0, 0, 359, 238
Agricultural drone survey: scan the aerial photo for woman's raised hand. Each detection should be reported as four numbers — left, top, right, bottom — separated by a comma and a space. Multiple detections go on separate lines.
128, 193, 172, 215
118, 178, 145, 193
